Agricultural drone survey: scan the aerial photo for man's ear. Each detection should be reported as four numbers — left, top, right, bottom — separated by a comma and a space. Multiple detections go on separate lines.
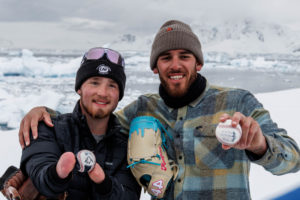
153, 67, 159, 74
77, 89, 82, 96
196, 63, 203, 71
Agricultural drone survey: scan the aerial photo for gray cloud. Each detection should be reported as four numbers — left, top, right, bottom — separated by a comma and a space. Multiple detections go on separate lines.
1, 0, 299, 27
0, 0, 299, 50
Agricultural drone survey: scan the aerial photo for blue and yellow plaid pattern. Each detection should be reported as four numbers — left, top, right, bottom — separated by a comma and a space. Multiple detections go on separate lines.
116, 83, 300, 200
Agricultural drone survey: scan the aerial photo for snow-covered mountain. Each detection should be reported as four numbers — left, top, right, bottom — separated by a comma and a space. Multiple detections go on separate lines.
192, 18, 300, 54
2, 18, 299, 55
106, 18, 300, 55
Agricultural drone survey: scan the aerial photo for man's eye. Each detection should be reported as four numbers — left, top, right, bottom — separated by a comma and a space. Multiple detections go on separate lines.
181, 55, 191, 59
91, 81, 98, 85
161, 56, 170, 60
109, 84, 117, 88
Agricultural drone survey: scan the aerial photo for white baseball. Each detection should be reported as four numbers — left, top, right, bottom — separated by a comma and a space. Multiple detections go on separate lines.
216, 119, 242, 145
76, 149, 96, 173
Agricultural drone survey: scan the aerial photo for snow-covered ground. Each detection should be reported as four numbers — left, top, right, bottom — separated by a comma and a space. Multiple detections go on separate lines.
0, 49, 299, 199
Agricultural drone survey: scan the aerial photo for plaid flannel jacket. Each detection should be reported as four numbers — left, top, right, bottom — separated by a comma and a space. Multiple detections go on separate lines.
116, 83, 300, 200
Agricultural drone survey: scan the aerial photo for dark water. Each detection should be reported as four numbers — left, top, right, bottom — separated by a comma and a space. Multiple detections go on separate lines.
125, 68, 300, 95
201, 68, 300, 93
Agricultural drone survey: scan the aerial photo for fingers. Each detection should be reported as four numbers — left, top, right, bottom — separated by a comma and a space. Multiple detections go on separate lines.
246, 121, 259, 147
56, 152, 76, 179
219, 112, 243, 127
5, 171, 26, 189
245, 121, 267, 155
88, 163, 105, 184
30, 116, 39, 141
31, 108, 53, 140
237, 116, 251, 148
43, 112, 54, 127
231, 112, 245, 128
219, 112, 256, 150
5, 186, 21, 200
18, 106, 53, 148
22, 117, 31, 148
18, 110, 36, 148
219, 113, 231, 122
231, 112, 253, 149
18, 120, 25, 149
222, 144, 232, 150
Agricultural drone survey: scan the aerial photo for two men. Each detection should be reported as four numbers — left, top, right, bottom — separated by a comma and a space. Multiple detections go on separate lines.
7, 47, 140, 199
18, 20, 300, 199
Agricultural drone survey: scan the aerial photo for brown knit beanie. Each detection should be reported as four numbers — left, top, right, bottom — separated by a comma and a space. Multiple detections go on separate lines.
150, 20, 204, 70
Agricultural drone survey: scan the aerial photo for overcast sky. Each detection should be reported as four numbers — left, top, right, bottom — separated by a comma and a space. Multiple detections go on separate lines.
0, 0, 299, 51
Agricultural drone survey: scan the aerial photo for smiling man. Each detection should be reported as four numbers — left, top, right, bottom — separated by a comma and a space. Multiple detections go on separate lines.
15, 47, 140, 200
115, 20, 300, 199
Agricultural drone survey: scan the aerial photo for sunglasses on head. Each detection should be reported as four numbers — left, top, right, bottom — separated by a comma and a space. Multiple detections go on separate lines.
82, 47, 125, 67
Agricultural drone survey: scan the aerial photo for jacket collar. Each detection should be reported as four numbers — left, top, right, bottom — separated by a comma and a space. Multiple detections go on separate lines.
165, 79, 210, 112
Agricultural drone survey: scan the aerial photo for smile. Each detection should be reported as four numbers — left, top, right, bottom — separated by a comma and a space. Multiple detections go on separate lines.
169, 75, 183, 80
96, 102, 106, 105
93, 100, 109, 105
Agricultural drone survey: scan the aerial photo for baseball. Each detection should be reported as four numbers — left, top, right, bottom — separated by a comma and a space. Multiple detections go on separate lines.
216, 119, 242, 145
76, 149, 96, 173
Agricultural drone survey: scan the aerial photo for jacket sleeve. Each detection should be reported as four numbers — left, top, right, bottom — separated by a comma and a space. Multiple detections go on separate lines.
239, 91, 300, 175
20, 122, 70, 198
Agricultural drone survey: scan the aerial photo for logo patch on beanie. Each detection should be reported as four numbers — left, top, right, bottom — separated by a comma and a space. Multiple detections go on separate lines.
96, 64, 111, 75
166, 27, 173, 32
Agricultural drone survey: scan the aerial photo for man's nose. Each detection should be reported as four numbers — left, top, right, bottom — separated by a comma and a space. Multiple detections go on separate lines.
170, 56, 181, 70
96, 84, 108, 97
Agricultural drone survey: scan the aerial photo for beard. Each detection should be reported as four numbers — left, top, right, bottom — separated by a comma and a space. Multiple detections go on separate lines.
159, 67, 198, 98
80, 98, 110, 119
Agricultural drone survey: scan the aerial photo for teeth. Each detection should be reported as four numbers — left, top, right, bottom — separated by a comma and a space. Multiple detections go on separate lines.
170, 75, 183, 80
96, 101, 106, 105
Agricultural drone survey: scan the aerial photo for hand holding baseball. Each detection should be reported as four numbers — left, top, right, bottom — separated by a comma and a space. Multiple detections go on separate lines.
76, 150, 105, 183
56, 150, 105, 184
218, 112, 267, 156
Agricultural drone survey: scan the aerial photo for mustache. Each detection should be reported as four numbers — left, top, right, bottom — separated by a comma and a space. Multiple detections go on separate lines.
93, 95, 109, 102
93, 98, 109, 102
167, 69, 184, 74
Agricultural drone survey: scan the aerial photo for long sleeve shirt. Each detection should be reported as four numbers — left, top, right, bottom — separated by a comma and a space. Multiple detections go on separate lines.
116, 82, 300, 200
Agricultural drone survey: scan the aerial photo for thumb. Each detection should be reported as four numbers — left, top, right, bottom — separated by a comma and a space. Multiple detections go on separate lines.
88, 163, 105, 184
56, 152, 76, 179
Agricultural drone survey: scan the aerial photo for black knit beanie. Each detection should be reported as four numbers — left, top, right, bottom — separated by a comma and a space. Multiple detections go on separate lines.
75, 56, 126, 101
150, 20, 204, 70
